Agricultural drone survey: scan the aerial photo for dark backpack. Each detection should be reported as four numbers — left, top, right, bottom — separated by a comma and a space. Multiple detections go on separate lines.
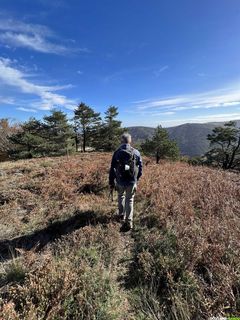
116, 147, 137, 181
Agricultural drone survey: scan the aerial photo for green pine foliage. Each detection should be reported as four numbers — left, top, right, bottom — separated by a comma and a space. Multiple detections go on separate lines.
42, 110, 74, 156
205, 121, 240, 170
96, 106, 125, 151
9, 118, 46, 159
9, 110, 74, 159
141, 125, 180, 163
74, 102, 101, 152
5, 104, 126, 159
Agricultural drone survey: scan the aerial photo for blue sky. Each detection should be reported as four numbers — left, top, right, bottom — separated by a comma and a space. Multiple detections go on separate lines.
0, 0, 240, 127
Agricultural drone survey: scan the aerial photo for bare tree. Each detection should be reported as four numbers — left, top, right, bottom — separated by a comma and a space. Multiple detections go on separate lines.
0, 118, 19, 160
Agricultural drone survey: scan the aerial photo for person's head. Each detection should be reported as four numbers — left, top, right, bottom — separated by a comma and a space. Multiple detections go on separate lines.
121, 132, 132, 145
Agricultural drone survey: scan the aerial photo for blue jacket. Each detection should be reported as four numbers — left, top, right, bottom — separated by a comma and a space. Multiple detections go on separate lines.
109, 144, 143, 186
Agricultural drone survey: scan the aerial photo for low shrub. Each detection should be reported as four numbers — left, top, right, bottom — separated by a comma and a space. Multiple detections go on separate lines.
132, 162, 240, 319
0, 226, 123, 320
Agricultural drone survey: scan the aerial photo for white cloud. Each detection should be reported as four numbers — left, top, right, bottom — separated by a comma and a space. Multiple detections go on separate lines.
151, 111, 175, 116
17, 107, 37, 113
132, 98, 151, 104
153, 65, 169, 77
135, 85, 240, 112
222, 101, 240, 107
103, 66, 153, 83
0, 96, 15, 104
193, 112, 240, 122
155, 113, 240, 127
0, 18, 82, 54
0, 57, 76, 110
0, 31, 69, 54
0, 19, 51, 36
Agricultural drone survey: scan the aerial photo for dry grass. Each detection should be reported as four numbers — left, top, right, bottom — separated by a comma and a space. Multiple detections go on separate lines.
1, 226, 125, 320
132, 161, 240, 319
0, 154, 239, 319
0, 153, 110, 240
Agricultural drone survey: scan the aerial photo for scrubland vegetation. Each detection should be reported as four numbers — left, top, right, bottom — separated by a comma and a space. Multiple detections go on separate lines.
0, 153, 239, 319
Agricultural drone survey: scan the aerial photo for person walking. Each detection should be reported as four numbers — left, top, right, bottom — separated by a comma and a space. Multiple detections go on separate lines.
109, 133, 143, 230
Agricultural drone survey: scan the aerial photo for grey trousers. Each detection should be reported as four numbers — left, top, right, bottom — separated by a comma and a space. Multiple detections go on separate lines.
117, 183, 136, 222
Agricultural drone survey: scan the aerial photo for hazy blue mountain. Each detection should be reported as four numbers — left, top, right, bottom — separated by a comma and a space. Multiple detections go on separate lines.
128, 120, 240, 157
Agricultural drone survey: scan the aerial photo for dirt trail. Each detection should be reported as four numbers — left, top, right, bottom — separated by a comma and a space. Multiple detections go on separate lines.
107, 198, 137, 320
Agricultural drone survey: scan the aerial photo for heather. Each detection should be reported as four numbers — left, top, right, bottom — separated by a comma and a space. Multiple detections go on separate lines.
0, 154, 239, 319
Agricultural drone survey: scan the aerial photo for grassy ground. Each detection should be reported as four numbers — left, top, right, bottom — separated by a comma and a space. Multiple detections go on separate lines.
0, 153, 239, 319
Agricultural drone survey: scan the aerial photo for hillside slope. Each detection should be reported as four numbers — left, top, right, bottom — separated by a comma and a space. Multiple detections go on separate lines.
128, 119, 240, 156
0, 154, 239, 319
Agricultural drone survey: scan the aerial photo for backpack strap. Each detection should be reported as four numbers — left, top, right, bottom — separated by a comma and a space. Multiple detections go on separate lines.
130, 146, 135, 158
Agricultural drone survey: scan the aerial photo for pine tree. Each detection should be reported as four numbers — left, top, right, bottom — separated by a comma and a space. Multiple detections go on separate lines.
205, 121, 240, 170
8, 110, 74, 159
98, 106, 125, 151
42, 110, 74, 156
141, 125, 180, 163
74, 103, 101, 152
9, 118, 45, 159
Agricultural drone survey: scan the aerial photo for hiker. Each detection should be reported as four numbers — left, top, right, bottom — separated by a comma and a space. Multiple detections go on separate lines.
109, 133, 143, 230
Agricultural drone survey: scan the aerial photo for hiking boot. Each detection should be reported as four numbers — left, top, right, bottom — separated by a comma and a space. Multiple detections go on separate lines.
126, 220, 133, 230
117, 214, 125, 222
120, 220, 133, 232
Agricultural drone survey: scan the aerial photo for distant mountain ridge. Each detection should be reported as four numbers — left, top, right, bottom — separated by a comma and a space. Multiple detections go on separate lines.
128, 120, 240, 157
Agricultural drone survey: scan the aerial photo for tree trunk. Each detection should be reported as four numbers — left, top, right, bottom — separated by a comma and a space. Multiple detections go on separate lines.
75, 135, 78, 152
27, 144, 32, 159
156, 151, 160, 164
227, 136, 240, 169
83, 130, 86, 153
222, 153, 229, 170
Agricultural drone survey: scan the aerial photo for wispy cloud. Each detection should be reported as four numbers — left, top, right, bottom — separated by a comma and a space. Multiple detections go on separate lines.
0, 96, 15, 105
0, 32, 69, 54
0, 57, 76, 110
134, 85, 240, 112
151, 111, 175, 116
104, 64, 170, 82
191, 112, 240, 122
17, 107, 37, 113
103, 68, 147, 83
0, 18, 84, 54
158, 112, 240, 127
103, 65, 166, 83
153, 65, 169, 77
